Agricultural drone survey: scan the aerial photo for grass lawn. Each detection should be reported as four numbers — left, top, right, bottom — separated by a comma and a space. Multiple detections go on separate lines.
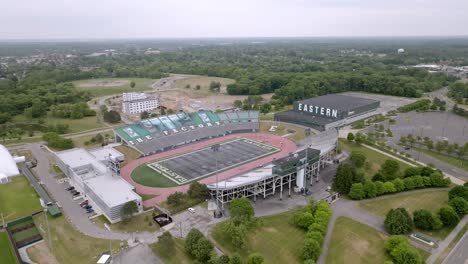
326, 217, 429, 264
0, 231, 17, 264
92, 211, 160, 233
131, 165, 178, 188
358, 190, 452, 239
12, 226, 40, 241
114, 145, 142, 166
159, 199, 206, 214
259, 121, 312, 142
73, 78, 157, 97
33, 214, 127, 264
71, 134, 101, 149
0, 176, 42, 222
339, 139, 412, 180
12, 113, 106, 134
174, 75, 235, 96
211, 212, 306, 264
138, 193, 157, 201
151, 237, 192, 264
414, 147, 468, 172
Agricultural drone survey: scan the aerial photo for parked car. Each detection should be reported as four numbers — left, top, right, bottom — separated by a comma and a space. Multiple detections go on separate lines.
86, 208, 94, 214
188, 208, 195, 214
72, 191, 81, 196
79, 200, 89, 207
84, 205, 92, 210
404, 146, 411, 150
65, 186, 75, 191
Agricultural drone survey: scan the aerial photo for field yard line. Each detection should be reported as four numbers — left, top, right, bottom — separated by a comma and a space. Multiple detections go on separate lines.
362, 144, 464, 185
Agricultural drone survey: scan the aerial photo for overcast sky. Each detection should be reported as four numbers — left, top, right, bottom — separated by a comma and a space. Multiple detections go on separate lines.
1, 0, 467, 39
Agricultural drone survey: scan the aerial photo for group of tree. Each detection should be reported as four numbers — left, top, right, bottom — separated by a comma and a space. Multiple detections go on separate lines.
430, 97, 447, 111
384, 184, 468, 236
50, 102, 96, 119
397, 99, 432, 112
384, 235, 423, 264
400, 134, 467, 160
42, 132, 74, 150
218, 197, 256, 250
448, 82, 468, 104
100, 105, 121, 123
232, 95, 275, 113
453, 104, 468, 117
349, 168, 450, 200
166, 182, 209, 211
209, 81, 222, 93
290, 200, 332, 263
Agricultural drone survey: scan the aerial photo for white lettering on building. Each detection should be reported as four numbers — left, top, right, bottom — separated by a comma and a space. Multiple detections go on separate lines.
297, 103, 339, 118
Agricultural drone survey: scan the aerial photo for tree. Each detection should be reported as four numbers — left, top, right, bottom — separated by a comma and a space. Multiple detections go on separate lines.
216, 255, 231, 264
301, 238, 321, 261
193, 237, 214, 262
384, 235, 423, 264
130, 80, 136, 88
379, 160, 400, 180
103, 110, 121, 123
347, 132, 355, 142
438, 206, 460, 226
448, 186, 468, 201
291, 211, 314, 230
188, 182, 209, 200
167, 192, 186, 207
121, 201, 138, 223
233, 100, 243, 108
449, 197, 468, 216
247, 253, 264, 264
403, 178, 415, 190
385, 208, 413, 235
140, 111, 150, 119
392, 178, 405, 192
260, 103, 271, 114
185, 228, 204, 256
332, 164, 363, 194
363, 181, 377, 198
350, 151, 366, 168
375, 181, 386, 195
229, 254, 243, 264
413, 209, 436, 230
383, 182, 396, 193
230, 197, 255, 224
209, 81, 222, 92
349, 183, 365, 200
435, 141, 445, 153
158, 231, 175, 255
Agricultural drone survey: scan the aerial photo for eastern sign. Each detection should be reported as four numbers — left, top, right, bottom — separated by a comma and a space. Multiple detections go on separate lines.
296, 103, 339, 118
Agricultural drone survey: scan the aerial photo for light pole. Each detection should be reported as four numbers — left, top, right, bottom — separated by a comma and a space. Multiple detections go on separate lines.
104, 224, 112, 256
211, 144, 220, 217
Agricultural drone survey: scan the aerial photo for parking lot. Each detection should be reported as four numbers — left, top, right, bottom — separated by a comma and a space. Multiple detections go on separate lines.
342, 91, 416, 114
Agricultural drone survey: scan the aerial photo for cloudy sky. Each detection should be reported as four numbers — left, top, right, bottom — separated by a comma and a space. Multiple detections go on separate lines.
1, 0, 467, 39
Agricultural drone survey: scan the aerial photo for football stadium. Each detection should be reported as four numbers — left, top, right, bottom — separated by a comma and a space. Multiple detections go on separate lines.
274, 94, 380, 131
116, 109, 339, 208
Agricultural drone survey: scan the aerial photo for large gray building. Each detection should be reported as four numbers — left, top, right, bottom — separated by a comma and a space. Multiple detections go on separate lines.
274, 94, 380, 130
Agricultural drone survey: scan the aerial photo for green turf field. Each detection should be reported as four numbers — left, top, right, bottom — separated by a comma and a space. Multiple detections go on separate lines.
0, 232, 17, 264
131, 165, 178, 188
0, 176, 42, 222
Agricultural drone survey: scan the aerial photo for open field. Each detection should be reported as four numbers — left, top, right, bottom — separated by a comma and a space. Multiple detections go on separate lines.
358, 190, 452, 239
338, 139, 412, 180
0, 176, 42, 222
71, 134, 102, 149
33, 214, 126, 264
151, 237, 192, 264
92, 211, 160, 233
73, 78, 157, 97
12, 113, 106, 134
0, 231, 17, 264
212, 212, 306, 263
173, 75, 235, 96
131, 165, 178, 188
259, 121, 312, 141
414, 147, 468, 172
27, 241, 60, 264
326, 217, 429, 264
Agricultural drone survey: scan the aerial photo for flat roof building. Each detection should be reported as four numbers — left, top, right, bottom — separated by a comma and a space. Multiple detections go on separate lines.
274, 94, 380, 131
54, 147, 142, 223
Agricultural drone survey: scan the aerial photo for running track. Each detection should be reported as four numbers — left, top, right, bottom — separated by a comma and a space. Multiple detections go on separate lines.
120, 133, 297, 207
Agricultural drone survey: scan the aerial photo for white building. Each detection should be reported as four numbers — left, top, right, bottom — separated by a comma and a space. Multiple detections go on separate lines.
54, 147, 143, 223
398, 48, 405, 54
0, 144, 25, 184
122, 92, 159, 115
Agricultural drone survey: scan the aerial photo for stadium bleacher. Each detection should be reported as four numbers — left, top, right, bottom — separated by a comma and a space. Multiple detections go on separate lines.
114, 111, 260, 155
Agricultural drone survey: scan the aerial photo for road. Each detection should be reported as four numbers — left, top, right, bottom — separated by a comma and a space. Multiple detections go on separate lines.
428, 215, 468, 264
442, 229, 468, 264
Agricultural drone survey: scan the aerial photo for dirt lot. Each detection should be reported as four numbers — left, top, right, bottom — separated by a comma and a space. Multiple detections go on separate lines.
26, 241, 59, 264
78, 80, 129, 87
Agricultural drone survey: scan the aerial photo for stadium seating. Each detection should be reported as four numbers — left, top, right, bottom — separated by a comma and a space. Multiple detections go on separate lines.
115, 111, 260, 155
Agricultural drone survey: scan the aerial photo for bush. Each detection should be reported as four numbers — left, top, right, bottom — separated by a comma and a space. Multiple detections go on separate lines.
385, 208, 413, 235
392, 178, 405, 192
385, 235, 423, 264
430, 172, 450, 187
332, 164, 363, 194
230, 197, 255, 225
301, 238, 321, 262
403, 178, 415, 190
413, 209, 436, 230
350, 151, 367, 168
363, 181, 377, 198
291, 211, 314, 230
379, 160, 400, 181
448, 186, 468, 201
349, 183, 365, 200
383, 182, 396, 193
448, 197, 468, 216
412, 176, 424, 188
188, 182, 209, 200
438, 206, 460, 226
306, 231, 324, 245
375, 181, 386, 195
347, 132, 355, 141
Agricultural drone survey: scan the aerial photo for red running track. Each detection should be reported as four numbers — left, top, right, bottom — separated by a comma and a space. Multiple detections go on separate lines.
120, 133, 297, 207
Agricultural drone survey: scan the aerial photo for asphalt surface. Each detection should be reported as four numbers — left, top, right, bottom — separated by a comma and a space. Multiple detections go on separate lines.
430, 216, 468, 264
